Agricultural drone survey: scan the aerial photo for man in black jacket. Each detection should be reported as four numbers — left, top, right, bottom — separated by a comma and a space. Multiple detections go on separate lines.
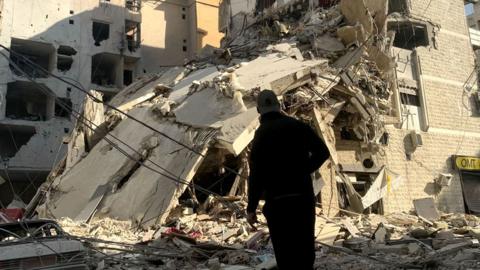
247, 90, 330, 270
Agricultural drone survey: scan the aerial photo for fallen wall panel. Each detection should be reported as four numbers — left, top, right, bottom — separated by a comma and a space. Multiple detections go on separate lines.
45, 106, 212, 227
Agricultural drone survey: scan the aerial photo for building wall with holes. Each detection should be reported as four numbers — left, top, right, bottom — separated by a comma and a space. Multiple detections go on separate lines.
381, 0, 479, 214
0, 0, 144, 205
0, 0, 224, 204
332, 0, 479, 214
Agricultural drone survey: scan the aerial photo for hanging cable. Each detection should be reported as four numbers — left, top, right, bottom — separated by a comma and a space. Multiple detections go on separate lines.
2, 51, 243, 216
1, 44, 205, 157
2, 44, 247, 182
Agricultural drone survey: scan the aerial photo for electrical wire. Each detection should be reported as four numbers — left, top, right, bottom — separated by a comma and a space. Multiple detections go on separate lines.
2, 166, 18, 199
5, 125, 42, 196
1, 50, 243, 218
1, 18, 383, 217
4, 44, 249, 189
1, 44, 205, 157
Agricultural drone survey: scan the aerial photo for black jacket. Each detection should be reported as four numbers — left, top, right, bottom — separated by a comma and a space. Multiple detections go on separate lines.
247, 112, 330, 213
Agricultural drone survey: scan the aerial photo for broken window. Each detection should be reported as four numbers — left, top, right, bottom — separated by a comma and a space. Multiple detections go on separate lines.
125, 20, 141, 52
399, 84, 420, 107
399, 85, 423, 130
124, 70, 133, 86
0, 124, 36, 159
400, 93, 420, 106
91, 53, 122, 87
58, 45, 77, 56
388, 22, 430, 50
10, 38, 55, 78
57, 45, 76, 72
55, 98, 72, 118
388, 0, 408, 14
93, 21, 110, 46
5, 81, 54, 121
124, 56, 138, 87
126, 0, 141, 12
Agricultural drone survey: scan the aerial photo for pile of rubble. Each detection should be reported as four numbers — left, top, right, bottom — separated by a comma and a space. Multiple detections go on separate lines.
3, 0, 471, 269
50, 206, 480, 269
36, 0, 399, 227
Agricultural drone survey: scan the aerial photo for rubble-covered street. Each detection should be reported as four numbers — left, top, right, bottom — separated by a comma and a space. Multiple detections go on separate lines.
2, 0, 480, 269
17, 207, 480, 269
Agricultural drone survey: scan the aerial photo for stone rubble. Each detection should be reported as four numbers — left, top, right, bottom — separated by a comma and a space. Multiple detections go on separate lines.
10, 0, 477, 269
54, 203, 480, 269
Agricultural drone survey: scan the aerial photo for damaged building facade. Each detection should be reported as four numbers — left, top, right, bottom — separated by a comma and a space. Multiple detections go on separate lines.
2, 1, 480, 269
0, 0, 223, 205
379, 0, 480, 214
32, 0, 480, 230
217, 0, 480, 215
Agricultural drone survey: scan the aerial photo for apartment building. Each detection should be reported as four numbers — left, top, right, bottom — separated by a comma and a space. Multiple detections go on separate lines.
0, 0, 222, 204
220, 0, 480, 215
374, 0, 480, 214
334, 0, 480, 214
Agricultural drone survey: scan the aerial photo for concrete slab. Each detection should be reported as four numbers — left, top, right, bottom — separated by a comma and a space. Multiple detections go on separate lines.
414, 197, 440, 222
173, 87, 252, 129
235, 53, 327, 95
312, 107, 338, 164
340, 0, 374, 35
169, 67, 220, 104
74, 184, 107, 222
101, 126, 211, 227
312, 35, 345, 52
216, 108, 259, 156
110, 67, 186, 112
47, 106, 212, 227
109, 74, 161, 109
48, 107, 160, 219
317, 223, 341, 245
83, 90, 105, 147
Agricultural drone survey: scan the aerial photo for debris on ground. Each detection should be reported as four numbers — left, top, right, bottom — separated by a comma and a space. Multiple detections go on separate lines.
0, 0, 474, 269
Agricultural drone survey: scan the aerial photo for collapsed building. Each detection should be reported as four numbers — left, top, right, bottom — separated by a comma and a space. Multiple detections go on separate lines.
1, 0, 480, 269
0, 0, 223, 206
31, 0, 480, 223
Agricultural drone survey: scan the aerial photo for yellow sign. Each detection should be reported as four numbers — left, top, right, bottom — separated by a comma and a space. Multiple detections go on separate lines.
455, 156, 480, 171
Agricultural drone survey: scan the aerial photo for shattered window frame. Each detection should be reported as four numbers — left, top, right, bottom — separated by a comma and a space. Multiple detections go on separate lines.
92, 21, 111, 46
388, 21, 431, 50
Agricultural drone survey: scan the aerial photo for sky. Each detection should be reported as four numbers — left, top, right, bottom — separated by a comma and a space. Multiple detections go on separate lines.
465, 3, 474, 16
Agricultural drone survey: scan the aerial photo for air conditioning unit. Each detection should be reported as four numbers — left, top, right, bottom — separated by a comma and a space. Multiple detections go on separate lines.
409, 131, 423, 148
435, 173, 453, 187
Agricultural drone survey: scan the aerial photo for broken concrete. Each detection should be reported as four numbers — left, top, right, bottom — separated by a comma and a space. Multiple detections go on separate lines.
312, 35, 346, 52
30, 0, 412, 263
44, 106, 212, 227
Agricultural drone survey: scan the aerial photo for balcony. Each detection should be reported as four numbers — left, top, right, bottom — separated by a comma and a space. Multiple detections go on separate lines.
469, 28, 480, 49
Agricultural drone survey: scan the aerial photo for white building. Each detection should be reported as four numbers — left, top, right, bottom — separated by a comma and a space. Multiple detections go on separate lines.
0, 0, 223, 204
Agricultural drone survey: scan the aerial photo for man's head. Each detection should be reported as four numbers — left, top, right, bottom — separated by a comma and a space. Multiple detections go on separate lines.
257, 90, 280, 115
